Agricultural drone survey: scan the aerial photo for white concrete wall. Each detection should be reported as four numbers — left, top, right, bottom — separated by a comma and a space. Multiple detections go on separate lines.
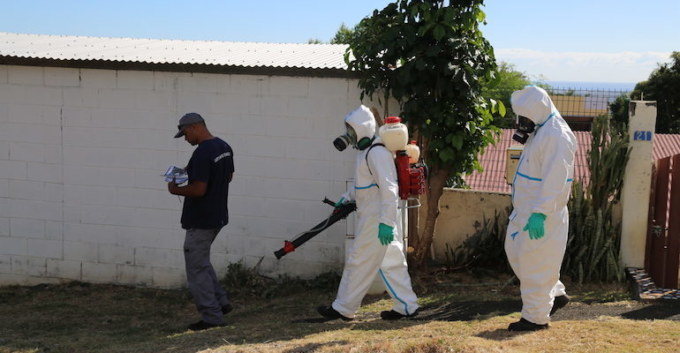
0, 64, 376, 287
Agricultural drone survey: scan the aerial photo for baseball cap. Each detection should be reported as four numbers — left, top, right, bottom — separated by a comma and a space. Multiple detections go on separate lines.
174, 113, 204, 138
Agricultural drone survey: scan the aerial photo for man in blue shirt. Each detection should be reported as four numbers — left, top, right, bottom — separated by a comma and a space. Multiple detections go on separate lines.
168, 113, 235, 331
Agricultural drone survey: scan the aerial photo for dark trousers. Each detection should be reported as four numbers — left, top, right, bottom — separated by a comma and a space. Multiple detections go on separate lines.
184, 228, 229, 324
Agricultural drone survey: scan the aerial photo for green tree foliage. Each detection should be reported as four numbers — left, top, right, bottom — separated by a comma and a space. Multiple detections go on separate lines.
609, 93, 630, 128
483, 62, 531, 128
613, 51, 680, 133
330, 23, 355, 44
306, 24, 357, 45
346, 0, 504, 267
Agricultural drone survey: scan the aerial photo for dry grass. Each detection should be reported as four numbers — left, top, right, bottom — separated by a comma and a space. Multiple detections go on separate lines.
1, 273, 679, 353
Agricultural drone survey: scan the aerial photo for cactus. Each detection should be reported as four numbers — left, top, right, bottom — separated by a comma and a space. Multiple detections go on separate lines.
446, 210, 512, 274
563, 115, 630, 282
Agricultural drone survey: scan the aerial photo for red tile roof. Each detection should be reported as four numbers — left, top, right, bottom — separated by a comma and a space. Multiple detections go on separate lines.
465, 129, 680, 194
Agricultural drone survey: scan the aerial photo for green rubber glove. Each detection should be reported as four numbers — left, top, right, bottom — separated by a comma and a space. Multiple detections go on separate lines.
378, 223, 394, 245
523, 213, 547, 240
334, 197, 346, 208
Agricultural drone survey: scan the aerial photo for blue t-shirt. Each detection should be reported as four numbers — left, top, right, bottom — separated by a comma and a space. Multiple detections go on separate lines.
181, 137, 234, 230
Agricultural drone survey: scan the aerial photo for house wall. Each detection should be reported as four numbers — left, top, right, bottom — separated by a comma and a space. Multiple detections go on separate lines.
0, 64, 379, 287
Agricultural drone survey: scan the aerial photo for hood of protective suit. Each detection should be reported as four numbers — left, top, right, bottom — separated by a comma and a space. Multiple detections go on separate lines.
344, 105, 376, 144
510, 86, 557, 125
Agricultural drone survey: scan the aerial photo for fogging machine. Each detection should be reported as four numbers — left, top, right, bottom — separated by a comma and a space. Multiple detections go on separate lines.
274, 198, 356, 259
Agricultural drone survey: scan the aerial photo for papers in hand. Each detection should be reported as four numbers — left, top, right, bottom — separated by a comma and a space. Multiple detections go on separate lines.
164, 165, 188, 184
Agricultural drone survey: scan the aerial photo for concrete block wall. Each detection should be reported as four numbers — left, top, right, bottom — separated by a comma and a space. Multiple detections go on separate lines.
0, 64, 375, 288
425, 189, 512, 262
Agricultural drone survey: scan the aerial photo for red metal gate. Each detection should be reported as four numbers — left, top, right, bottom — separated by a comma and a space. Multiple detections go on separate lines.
646, 154, 680, 288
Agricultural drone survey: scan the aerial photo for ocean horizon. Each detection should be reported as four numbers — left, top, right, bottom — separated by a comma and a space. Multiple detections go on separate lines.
543, 80, 635, 91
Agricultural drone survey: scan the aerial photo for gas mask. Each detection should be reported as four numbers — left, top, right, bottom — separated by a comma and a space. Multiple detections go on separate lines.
333, 123, 358, 151
512, 115, 536, 144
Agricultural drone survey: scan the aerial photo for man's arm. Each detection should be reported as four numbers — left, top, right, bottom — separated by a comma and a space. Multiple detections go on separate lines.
168, 180, 207, 198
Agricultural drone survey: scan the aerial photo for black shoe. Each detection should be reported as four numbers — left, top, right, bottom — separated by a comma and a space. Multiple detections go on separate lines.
380, 309, 419, 320
508, 318, 549, 332
222, 303, 233, 315
187, 320, 226, 331
550, 295, 570, 315
316, 305, 353, 321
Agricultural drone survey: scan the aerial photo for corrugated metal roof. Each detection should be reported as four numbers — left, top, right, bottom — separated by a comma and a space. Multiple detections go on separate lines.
653, 134, 680, 161
0, 32, 350, 73
465, 129, 680, 194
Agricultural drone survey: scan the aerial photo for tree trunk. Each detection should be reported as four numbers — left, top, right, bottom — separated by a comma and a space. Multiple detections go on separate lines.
412, 166, 449, 269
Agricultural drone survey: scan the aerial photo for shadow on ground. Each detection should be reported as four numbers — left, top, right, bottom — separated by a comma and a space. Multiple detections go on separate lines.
558, 301, 680, 321
411, 299, 680, 322
416, 299, 522, 321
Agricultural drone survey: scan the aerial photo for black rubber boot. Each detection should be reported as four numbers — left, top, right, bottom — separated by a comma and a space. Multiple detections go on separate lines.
316, 305, 353, 321
380, 309, 419, 320
508, 318, 549, 331
187, 320, 226, 331
221, 303, 233, 315
550, 294, 570, 315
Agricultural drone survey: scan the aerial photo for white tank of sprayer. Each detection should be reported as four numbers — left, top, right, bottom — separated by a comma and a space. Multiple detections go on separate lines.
379, 116, 409, 152
405, 140, 420, 164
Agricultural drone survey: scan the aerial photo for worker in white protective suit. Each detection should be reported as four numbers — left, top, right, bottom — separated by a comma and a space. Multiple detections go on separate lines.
505, 86, 577, 331
317, 105, 419, 321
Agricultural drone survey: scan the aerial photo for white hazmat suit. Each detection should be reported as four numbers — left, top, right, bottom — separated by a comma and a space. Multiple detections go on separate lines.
330, 105, 419, 319
505, 86, 577, 326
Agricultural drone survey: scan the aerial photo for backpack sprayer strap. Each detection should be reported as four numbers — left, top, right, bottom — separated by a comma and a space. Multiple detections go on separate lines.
364, 143, 387, 177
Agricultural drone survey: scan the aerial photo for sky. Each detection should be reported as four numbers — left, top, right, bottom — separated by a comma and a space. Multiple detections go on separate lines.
2, 0, 678, 85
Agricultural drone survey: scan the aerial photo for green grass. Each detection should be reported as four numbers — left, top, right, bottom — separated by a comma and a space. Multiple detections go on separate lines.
1, 273, 679, 353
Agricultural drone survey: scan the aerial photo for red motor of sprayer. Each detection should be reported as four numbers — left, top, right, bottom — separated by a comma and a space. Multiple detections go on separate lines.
395, 149, 426, 200
379, 116, 426, 201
